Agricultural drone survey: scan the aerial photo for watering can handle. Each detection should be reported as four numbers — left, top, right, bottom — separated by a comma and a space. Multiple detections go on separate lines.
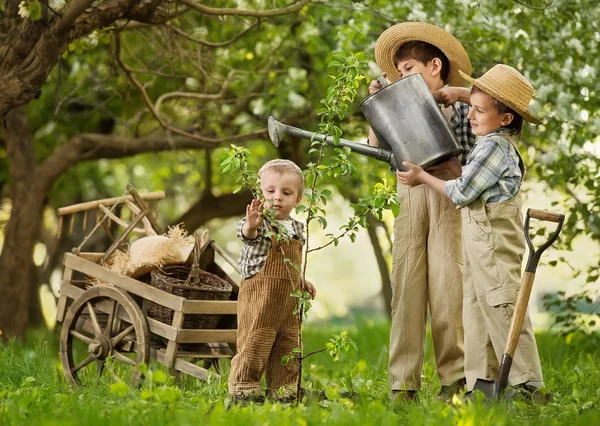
377, 76, 388, 88
523, 208, 565, 273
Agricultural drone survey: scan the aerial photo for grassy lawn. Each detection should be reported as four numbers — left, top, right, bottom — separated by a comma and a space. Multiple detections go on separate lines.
1, 318, 599, 425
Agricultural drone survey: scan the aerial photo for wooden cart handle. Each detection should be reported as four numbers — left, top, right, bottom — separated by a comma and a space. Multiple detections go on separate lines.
527, 209, 564, 223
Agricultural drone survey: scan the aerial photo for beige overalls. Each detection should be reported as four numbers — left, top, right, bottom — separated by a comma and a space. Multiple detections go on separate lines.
461, 137, 543, 390
228, 236, 302, 398
389, 168, 465, 390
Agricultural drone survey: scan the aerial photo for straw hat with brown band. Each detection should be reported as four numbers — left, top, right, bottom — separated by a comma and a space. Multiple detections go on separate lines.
459, 65, 542, 125
374, 22, 472, 86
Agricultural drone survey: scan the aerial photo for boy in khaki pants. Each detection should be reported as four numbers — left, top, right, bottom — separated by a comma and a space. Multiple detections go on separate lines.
368, 22, 475, 402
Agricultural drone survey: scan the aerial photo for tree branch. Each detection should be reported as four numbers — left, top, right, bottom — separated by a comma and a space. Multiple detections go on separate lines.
177, 0, 310, 17
166, 19, 260, 47
53, 0, 94, 35
175, 189, 253, 230
37, 129, 267, 184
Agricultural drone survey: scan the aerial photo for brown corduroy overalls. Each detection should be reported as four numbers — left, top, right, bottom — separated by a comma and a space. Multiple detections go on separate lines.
228, 236, 302, 398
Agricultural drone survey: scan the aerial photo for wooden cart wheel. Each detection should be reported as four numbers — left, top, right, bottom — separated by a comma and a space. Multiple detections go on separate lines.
59, 286, 150, 388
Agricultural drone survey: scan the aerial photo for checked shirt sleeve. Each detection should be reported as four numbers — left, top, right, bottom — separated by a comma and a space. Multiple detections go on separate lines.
444, 137, 508, 208
451, 102, 476, 165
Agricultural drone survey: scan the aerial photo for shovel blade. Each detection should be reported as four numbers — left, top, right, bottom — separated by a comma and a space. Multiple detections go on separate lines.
472, 379, 496, 399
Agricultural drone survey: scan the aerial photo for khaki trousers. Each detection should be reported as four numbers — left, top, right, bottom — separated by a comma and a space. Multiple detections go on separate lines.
462, 195, 543, 390
229, 239, 302, 398
389, 170, 465, 390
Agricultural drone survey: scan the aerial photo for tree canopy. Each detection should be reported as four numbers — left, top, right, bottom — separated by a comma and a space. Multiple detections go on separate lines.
0, 0, 598, 339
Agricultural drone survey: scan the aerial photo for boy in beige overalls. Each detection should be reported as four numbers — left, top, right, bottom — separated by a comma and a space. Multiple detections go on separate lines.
229, 159, 316, 403
369, 22, 475, 401
398, 64, 546, 399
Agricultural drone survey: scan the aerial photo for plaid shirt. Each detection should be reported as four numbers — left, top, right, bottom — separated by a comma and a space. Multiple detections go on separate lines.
450, 101, 476, 165
444, 130, 523, 208
237, 217, 305, 279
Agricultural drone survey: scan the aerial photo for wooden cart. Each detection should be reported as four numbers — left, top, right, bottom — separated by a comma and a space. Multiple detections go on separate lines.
55, 187, 239, 387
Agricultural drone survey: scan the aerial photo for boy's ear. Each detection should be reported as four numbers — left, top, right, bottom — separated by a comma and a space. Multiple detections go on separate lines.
501, 112, 515, 126
430, 58, 443, 78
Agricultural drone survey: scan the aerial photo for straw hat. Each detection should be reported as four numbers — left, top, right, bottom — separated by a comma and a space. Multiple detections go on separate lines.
459, 65, 542, 124
374, 22, 472, 86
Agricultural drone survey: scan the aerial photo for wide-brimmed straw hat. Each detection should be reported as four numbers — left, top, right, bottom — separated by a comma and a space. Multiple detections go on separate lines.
375, 22, 472, 86
459, 65, 542, 124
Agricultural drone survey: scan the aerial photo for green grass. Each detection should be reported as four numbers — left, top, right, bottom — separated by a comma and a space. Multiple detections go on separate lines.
1, 318, 599, 425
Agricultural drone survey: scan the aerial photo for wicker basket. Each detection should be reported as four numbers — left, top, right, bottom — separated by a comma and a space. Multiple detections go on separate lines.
147, 265, 232, 331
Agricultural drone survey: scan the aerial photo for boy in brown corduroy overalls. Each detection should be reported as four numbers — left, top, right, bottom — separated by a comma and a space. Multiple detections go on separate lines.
229, 159, 316, 403
398, 65, 547, 401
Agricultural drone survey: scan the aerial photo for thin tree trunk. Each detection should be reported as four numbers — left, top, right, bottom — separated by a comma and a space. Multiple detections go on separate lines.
366, 212, 392, 318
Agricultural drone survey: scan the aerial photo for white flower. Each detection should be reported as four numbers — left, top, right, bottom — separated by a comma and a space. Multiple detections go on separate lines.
18, 1, 30, 18
87, 31, 99, 47
49, 0, 66, 10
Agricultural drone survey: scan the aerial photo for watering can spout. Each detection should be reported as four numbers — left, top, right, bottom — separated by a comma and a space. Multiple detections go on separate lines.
267, 116, 398, 170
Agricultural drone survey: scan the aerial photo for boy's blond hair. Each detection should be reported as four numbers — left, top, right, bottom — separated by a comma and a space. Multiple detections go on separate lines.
258, 159, 304, 197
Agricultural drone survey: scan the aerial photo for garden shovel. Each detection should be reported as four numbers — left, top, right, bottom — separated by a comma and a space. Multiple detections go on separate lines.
473, 208, 565, 400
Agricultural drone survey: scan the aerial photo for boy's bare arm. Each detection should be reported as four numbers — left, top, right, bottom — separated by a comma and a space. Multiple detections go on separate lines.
368, 127, 380, 147
433, 87, 471, 106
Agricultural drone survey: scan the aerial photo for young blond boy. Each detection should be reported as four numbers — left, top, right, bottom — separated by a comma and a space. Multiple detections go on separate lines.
369, 22, 475, 401
398, 64, 546, 399
228, 159, 316, 403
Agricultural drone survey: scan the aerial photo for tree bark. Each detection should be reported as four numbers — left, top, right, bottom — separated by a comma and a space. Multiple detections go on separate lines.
0, 108, 48, 341
366, 213, 392, 318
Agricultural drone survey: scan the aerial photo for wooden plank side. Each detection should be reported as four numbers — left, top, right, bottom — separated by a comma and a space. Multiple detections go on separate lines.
56, 267, 74, 323
58, 191, 166, 216
153, 349, 210, 381
146, 317, 177, 341
78, 253, 105, 262
182, 300, 238, 315
63, 253, 185, 311
59, 282, 84, 300
174, 357, 210, 380
177, 329, 237, 344
163, 311, 184, 369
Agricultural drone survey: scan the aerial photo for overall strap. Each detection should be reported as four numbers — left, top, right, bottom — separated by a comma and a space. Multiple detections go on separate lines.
503, 134, 525, 179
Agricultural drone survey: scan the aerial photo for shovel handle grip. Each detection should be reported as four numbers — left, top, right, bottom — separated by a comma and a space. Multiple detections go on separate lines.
524, 208, 565, 273
527, 209, 563, 223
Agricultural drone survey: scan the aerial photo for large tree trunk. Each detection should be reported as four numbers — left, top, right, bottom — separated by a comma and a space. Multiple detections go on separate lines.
0, 108, 48, 341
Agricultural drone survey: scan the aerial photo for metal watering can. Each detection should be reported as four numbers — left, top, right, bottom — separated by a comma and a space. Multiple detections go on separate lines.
268, 73, 462, 171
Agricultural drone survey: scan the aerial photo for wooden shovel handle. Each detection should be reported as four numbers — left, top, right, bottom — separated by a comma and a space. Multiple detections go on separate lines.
504, 271, 535, 357
527, 209, 563, 223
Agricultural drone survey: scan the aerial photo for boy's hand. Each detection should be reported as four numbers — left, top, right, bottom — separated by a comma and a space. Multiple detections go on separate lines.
304, 280, 317, 299
396, 162, 425, 186
433, 87, 471, 106
369, 72, 388, 94
246, 199, 264, 231
426, 156, 462, 177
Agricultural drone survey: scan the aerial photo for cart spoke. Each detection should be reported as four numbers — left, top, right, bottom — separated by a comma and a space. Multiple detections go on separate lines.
86, 301, 103, 336
70, 329, 93, 345
96, 360, 105, 381
73, 354, 96, 373
112, 350, 137, 366
111, 325, 134, 346
104, 300, 117, 337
